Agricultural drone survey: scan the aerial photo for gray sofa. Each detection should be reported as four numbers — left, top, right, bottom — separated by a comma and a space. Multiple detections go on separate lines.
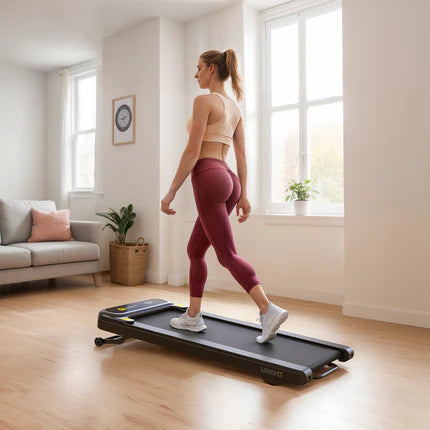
0, 199, 103, 287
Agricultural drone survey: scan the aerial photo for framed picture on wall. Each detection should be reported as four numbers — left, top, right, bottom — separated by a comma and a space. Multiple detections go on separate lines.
112, 95, 136, 145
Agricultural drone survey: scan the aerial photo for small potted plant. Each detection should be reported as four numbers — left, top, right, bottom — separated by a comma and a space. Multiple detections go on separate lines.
96, 204, 149, 285
285, 179, 319, 215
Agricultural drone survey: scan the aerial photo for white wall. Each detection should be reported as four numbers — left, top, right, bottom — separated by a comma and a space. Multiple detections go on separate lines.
159, 17, 187, 286
45, 69, 64, 208
95, 17, 161, 278
0, 61, 45, 200
242, 3, 261, 213
343, 0, 430, 327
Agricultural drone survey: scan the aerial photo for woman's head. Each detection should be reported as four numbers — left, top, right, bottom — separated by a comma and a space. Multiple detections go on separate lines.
194, 49, 244, 102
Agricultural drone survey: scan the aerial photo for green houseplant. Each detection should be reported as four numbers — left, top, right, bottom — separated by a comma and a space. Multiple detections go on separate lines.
96, 204, 149, 286
96, 203, 136, 244
285, 179, 320, 215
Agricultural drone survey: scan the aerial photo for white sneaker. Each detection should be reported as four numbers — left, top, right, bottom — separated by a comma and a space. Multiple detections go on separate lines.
170, 308, 207, 332
256, 302, 289, 343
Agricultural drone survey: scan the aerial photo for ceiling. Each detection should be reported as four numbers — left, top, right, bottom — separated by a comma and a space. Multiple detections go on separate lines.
0, 0, 284, 73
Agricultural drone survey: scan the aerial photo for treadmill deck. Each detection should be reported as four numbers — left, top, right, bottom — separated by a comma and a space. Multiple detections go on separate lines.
133, 309, 340, 370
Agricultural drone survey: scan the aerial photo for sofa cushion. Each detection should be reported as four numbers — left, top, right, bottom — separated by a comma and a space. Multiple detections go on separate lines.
9, 241, 99, 266
28, 208, 74, 242
0, 199, 57, 245
0, 245, 32, 269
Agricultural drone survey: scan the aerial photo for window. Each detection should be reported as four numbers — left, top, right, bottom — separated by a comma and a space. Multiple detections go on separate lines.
70, 66, 98, 191
263, 0, 343, 215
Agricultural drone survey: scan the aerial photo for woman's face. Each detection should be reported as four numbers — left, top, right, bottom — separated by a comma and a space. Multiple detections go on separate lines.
194, 58, 212, 88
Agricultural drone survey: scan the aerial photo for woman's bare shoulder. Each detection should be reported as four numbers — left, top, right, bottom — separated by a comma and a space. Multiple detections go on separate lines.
193, 94, 214, 106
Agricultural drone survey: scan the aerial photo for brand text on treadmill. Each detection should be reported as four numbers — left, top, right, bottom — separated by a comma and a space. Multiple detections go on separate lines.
261, 367, 283, 378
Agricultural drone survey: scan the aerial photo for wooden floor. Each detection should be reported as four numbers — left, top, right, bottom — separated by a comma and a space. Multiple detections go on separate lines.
0, 274, 429, 430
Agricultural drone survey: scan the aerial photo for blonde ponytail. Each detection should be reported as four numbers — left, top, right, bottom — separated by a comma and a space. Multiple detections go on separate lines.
200, 48, 244, 103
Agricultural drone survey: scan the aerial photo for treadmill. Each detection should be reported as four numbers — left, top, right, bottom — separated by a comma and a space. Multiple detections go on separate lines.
95, 299, 354, 386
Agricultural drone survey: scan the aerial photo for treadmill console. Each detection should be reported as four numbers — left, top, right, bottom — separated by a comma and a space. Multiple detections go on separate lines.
103, 299, 173, 317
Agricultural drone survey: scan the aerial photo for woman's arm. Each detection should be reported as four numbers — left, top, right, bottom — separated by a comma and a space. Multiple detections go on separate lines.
168, 151, 198, 193
168, 95, 211, 193
232, 115, 248, 198
232, 114, 251, 223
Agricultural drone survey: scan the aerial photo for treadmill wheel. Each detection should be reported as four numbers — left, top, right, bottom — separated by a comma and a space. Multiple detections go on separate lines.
94, 337, 104, 347
260, 368, 288, 386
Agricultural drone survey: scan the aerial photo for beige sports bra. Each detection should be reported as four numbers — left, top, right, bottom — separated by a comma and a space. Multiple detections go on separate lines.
186, 92, 242, 146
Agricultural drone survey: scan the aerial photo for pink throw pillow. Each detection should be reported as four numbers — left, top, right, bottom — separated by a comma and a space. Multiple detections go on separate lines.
28, 208, 74, 242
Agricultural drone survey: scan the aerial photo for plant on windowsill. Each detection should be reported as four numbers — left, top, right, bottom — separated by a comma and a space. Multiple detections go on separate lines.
96, 204, 149, 286
285, 179, 320, 216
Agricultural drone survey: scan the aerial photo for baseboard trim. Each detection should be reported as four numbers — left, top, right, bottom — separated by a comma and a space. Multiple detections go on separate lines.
167, 271, 187, 286
203, 278, 344, 305
343, 302, 430, 329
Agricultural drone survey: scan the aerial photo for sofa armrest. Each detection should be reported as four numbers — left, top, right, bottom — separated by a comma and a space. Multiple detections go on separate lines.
70, 220, 110, 271
70, 220, 104, 243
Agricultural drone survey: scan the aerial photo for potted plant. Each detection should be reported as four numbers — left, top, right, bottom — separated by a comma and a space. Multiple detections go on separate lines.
96, 204, 149, 285
285, 179, 320, 215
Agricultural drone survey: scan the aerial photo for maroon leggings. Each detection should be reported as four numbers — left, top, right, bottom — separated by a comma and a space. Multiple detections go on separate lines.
188, 157, 260, 298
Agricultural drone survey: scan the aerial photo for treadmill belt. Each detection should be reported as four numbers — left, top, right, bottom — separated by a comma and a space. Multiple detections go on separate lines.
134, 309, 340, 370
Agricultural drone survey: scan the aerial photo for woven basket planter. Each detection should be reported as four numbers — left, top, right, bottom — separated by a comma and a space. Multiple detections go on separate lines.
109, 236, 149, 286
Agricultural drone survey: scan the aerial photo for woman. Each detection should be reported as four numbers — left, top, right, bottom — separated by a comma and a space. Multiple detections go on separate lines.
160, 49, 288, 343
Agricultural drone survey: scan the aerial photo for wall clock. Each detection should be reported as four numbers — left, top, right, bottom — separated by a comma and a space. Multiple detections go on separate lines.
112, 95, 135, 145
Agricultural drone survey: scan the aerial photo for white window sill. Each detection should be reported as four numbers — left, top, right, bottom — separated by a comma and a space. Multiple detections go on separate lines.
256, 213, 344, 227
68, 191, 103, 199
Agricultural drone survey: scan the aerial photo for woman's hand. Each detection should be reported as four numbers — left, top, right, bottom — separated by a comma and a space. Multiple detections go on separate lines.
236, 196, 251, 223
161, 190, 177, 215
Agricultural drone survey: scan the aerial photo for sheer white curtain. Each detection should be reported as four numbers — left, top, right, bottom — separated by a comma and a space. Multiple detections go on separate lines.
58, 69, 72, 209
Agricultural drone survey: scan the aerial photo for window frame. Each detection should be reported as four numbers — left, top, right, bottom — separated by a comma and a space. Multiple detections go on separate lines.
69, 66, 98, 192
261, 0, 343, 216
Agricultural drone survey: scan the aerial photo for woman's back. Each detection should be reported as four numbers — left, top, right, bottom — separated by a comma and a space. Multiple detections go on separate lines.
186, 92, 242, 161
